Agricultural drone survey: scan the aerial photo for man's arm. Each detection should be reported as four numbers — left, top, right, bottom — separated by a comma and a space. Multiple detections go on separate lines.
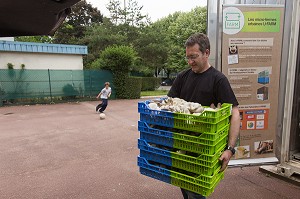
219, 106, 240, 171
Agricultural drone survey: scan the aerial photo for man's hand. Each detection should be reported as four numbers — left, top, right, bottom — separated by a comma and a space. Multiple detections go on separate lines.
219, 150, 233, 172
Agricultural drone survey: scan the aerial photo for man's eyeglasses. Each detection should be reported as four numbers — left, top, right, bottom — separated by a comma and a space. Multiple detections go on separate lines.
185, 54, 200, 62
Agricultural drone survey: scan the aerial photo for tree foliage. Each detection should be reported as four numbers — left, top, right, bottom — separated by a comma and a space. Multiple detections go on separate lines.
165, 7, 207, 75
80, 0, 149, 69
106, 0, 150, 27
15, 36, 52, 43
80, 18, 128, 68
133, 24, 168, 77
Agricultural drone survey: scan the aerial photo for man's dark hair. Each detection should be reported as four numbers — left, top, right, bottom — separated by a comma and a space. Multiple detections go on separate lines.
185, 33, 210, 54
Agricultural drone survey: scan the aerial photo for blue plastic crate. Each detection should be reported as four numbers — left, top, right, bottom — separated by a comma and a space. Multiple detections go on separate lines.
138, 121, 229, 147
139, 100, 174, 128
138, 156, 171, 184
138, 100, 174, 118
139, 139, 172, 165
138, 121, 174, 148
139, 121, 229, 155
138, 100, 231, 133
138, 139, 223, 175
140, 113, 174, 128
138, 156, 224, 197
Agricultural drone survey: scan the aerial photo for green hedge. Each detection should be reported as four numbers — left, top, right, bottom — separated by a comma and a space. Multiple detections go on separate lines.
114, 75, 142, 99
113, 71, 128, 99
123, 77, 142, 99
141, 77, 161, 91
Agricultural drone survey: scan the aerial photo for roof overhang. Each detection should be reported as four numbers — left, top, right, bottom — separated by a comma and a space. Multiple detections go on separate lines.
0, 0, 80, 37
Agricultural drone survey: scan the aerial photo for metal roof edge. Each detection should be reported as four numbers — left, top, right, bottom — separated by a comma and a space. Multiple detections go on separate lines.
0, 40, 88, 55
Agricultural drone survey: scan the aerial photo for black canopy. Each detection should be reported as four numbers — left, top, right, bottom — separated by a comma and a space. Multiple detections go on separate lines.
0, 0, 80, 37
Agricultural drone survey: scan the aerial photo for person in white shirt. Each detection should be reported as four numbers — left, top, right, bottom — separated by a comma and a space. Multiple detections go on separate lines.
96, 82, 112, 113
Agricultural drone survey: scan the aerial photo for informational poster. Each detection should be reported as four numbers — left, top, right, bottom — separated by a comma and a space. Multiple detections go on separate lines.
222, 6, 284, 160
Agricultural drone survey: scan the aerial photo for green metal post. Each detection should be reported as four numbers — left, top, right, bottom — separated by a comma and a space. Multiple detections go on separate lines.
48, 69, 53, 103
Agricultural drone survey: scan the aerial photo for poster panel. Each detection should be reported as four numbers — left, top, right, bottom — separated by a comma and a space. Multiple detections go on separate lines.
222, 5, 284, 160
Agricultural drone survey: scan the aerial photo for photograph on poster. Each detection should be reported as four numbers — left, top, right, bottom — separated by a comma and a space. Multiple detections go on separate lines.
254, 140, 273, 154
256, 120, 265, 129
234, 145, 250, 159
247, 121, 255, 129
228, 45, 239, 65
258, 69, 270, 84
229, 45, 238, 54
257, 86, 269, 101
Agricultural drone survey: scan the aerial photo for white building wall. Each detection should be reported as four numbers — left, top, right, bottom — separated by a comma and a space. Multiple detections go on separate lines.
0, 52, 83, 70
0, 37, 14, 41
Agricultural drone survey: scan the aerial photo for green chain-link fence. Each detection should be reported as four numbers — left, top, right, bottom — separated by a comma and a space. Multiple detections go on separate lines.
0, 69, 114, 106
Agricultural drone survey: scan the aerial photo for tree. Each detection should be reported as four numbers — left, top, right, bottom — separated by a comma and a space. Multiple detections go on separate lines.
133, 24, 169, 77
106, 0, 150, 27
165, 7, 207, 75
80, 18, 128, 68
53, 0, 103, 44
105, 0, 150, 48
80, 0, 150, 68
136, 11, 182, 77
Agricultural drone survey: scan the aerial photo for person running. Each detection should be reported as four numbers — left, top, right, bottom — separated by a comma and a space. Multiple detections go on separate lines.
96, 82, 112, 113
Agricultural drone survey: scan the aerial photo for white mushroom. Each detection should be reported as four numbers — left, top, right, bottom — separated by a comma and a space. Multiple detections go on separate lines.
148, 102, 158, 110
183, 108, 190, 114
148, 97, 205, 114
194, 106, 204, 113
192, 113, 202, 116
204, 107, 217, 112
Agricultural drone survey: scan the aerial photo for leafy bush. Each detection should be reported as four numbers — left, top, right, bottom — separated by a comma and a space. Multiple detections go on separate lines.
7, 63, 14, 69
7, 63, 15, 78
141, 77, 161, 91
98, 45, 137, 73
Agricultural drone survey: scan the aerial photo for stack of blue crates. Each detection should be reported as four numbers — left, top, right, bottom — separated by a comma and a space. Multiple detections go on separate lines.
137, 99, 232, 196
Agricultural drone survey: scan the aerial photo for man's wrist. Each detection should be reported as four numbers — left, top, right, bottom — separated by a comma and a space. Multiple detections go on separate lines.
226, 146, 235, 155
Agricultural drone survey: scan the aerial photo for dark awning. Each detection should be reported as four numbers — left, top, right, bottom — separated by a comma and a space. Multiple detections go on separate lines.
0, 0, 80, 37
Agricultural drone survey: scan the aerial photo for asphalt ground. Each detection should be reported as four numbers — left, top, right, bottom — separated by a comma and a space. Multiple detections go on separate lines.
0, 99, 299, 199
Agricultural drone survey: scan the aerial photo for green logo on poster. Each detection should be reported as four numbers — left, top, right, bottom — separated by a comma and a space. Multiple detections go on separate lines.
223, 7, 244, 35
225, 13, 241, 29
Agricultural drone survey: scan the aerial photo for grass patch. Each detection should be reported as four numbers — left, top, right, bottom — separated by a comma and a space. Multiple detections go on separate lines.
141, 90, 168, 96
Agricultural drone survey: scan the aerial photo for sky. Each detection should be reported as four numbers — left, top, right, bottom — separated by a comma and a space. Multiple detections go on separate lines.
87, 0, 207, 22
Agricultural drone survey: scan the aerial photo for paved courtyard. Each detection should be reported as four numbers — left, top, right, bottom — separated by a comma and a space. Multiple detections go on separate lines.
0, 99, 299, 199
